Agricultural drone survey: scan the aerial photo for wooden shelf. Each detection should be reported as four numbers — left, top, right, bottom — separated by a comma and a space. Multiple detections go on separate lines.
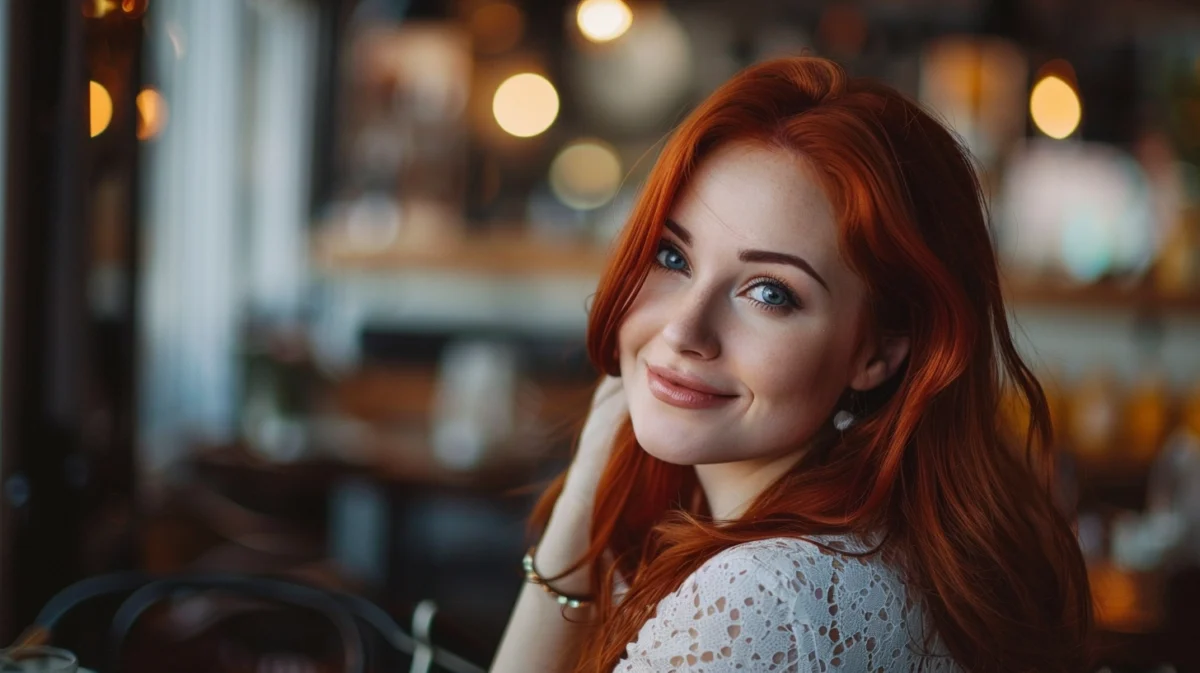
312, 229, 610, 277
1004, 280, 1200, 315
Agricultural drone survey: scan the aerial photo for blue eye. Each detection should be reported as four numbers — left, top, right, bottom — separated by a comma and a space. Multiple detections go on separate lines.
655, 245, 688, 272
747, 281, 796, 309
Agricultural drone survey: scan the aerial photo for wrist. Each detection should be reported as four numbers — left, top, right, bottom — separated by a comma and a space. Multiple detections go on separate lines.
523, 546, 594, 609
555, 480, 597, 516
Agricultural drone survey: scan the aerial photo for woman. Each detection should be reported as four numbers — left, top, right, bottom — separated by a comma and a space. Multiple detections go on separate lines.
493, 57, 1094, 672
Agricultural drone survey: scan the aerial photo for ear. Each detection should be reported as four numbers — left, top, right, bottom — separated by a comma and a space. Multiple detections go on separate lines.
849, 333, 910, 392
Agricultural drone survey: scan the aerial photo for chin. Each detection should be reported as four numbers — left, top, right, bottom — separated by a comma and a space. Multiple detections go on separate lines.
629, 411, 723, 466
621, 360, 743, 465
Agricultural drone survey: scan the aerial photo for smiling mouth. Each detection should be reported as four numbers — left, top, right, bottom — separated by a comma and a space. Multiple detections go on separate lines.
646, 364, 737, 410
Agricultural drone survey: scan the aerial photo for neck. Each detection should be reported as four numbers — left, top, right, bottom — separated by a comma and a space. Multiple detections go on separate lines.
694, 447, 808, 521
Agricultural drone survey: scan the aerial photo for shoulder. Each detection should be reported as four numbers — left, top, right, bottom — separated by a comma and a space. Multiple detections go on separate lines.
616, 538, 807, 671
616, 536, 961, 672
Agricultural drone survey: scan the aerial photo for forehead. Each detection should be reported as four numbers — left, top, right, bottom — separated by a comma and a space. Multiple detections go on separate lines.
671, 142, 839, 256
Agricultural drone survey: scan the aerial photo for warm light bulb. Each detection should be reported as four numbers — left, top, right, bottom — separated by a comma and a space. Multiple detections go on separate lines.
492, 73, 559, 138
89, 81, 112, 138
1030, 75, 1081, 140
136, 88, 168, 140
576, 0, 633, 43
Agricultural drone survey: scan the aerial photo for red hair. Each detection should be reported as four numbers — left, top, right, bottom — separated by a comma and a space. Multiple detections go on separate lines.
530, 57, 1094, 673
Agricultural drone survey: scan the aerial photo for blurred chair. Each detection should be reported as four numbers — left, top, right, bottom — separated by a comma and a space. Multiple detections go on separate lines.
8, 572, 486, 673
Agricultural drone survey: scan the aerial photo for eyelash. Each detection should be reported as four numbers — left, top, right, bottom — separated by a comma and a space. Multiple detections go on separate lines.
652, 241, 801, 313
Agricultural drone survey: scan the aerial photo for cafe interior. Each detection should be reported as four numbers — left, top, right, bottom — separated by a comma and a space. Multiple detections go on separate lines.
1, 0, 1199, 670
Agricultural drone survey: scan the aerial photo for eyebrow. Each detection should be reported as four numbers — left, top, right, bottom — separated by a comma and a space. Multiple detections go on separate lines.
664, 218, 831, 294
664, 218, 691, 245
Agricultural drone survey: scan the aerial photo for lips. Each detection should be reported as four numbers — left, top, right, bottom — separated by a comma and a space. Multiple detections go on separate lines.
646, 364, 737, 410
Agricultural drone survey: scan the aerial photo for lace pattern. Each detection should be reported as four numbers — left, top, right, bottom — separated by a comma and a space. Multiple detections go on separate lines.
614, 536, 962, 672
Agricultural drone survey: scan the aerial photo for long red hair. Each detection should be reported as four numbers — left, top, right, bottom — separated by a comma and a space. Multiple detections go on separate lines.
530, 57, 1094, 673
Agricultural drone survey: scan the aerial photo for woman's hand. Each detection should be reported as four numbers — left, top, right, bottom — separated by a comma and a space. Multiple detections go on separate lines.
492, 378, 625, 672
562, 375, 628, 507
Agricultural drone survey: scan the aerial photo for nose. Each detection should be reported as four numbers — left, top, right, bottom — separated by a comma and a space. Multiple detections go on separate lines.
660, 285, 722, 360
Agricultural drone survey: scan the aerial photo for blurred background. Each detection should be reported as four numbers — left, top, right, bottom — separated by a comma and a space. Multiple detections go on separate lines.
0, 0, 1199, 670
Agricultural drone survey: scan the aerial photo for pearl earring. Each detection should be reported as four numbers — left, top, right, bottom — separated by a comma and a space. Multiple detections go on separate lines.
832, 410, 855, 431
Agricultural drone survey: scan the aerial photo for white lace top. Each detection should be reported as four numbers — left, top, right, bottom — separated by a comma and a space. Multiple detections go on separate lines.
614, 536, 963, 672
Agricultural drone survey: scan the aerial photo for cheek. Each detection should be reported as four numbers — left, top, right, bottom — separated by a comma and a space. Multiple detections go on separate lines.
730, 337, 847, 454
615, 287, 659, 371
741, 323, 852, 413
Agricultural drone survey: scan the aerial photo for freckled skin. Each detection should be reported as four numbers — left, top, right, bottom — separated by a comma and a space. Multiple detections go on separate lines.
618, 141, 895, 517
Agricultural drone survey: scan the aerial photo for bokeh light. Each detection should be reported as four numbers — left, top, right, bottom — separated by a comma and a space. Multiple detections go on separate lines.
999, 142, 1154, 282
121, 0, 148, 18
576, 0, 633, 43
549, 139, 623, 210
492, 73, 559, 138
1030, 75, 1082, 140
81, 0, 119, 19
136, 88, 168, 141
89, 81, 113, 138
570, 6, 691, 132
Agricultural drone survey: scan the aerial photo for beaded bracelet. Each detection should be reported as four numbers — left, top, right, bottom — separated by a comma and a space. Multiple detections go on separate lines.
522, 546, 594, 609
